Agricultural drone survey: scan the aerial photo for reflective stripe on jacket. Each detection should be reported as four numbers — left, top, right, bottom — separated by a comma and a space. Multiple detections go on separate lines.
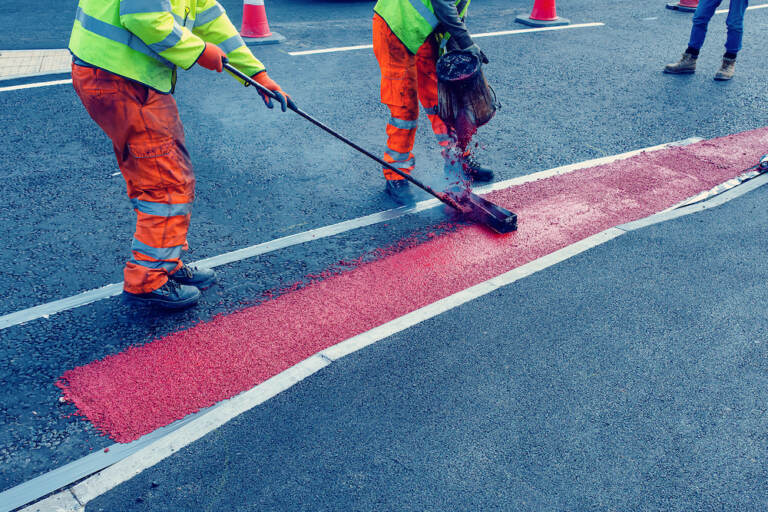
373, 0, 471, 55
70, 0, 266, 93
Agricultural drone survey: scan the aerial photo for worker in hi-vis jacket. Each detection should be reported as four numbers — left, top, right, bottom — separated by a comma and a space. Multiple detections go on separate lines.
70, 0, 293, 309
372, 0, 494, 204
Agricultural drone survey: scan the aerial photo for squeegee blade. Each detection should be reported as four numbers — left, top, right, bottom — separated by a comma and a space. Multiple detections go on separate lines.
465, 192, 518, 234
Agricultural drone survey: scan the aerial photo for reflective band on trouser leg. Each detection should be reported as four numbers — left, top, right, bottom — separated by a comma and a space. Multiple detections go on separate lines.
130, 237, 184, 275
384, 106, 418, 180
383, 151, 416, 181
71, 64, 194, 294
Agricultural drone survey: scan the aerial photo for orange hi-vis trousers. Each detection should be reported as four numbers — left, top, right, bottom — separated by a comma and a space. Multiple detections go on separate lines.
72, 63, 195, 294
372, 14, 450, 180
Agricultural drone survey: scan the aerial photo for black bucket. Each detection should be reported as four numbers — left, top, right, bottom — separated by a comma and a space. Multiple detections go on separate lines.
436, 50, 498, 146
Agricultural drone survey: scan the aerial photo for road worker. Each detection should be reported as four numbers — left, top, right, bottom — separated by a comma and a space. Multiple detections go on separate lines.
69, 0, 291, 309
372, 0, 493, 204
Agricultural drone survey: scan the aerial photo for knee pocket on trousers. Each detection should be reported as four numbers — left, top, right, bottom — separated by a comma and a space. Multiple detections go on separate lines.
381, 75, 418, 107
127, 137, 194, 190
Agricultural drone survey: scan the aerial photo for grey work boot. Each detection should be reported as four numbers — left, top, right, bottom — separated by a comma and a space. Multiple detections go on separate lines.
122, 279, 201, 310
714, 57, 736, 81
460, 152, 494, 182
663, 52, 697, 74
170, 263, 217, 290
385, 179, 416, 205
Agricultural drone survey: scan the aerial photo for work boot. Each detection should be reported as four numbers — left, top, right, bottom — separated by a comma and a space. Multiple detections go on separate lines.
460, 152, 494, 182
122, 279, 201, 310
663, 52, 697, 74
714, 57, 736, 81
170, 264, 216, 290
385, 179, 415, 205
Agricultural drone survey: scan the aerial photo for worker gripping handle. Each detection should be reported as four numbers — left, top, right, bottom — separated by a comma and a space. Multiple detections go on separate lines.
222, 60, 517, 233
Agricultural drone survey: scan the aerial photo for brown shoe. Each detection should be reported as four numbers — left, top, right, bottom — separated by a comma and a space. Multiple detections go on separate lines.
663, 52, 697, 74
714, 57, 736, 81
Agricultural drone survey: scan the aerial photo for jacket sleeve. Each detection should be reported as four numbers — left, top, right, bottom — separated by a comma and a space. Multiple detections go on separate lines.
119, 0, 206, 70
192, 0, 266, 77
431, 0, 473, 50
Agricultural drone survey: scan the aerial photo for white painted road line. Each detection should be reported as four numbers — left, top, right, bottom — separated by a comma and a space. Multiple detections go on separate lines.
716, 3, 768, 13
0, 78, 72, 93
21, 168, 768, 512
288, 43, 373, 56
288, 22, 605, 56
472, 22, 605, 38
0, 138, 699, 332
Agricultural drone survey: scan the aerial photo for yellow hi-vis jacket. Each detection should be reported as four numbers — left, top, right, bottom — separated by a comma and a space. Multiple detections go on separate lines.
70, 0, 265, 93
374, 0, 471, 55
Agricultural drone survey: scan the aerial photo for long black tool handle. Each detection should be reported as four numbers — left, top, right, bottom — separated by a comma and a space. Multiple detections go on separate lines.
223, 62, 458, 210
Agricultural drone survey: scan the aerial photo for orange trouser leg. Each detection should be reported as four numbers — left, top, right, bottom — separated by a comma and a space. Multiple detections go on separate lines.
71, 63, 195, 294
415, 36, 451, 148
373, 14, 419, 180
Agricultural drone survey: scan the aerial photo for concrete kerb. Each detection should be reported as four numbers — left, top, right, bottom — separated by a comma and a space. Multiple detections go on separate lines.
14, 150, 768, 512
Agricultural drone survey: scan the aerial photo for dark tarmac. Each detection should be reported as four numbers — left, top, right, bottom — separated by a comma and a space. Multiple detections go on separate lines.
1, 0, 768, 509
89, 178, 768, 512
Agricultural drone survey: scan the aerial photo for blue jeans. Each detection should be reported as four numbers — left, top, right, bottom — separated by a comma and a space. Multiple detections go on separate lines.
688, 0, 749, 54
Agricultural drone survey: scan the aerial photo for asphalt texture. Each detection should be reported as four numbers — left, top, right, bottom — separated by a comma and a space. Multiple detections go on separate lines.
88, 182, 768, 511
1, 0, 768, 504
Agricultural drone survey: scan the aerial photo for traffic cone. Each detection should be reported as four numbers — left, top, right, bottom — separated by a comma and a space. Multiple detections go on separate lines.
515, 0, 570, 27
666, 0, 698, 12
240, 0, 285, 45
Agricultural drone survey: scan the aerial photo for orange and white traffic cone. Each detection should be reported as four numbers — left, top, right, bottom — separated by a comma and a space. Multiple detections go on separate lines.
666, 0, 699, 12
240, 0, 285, 45
515, 0, 570, 27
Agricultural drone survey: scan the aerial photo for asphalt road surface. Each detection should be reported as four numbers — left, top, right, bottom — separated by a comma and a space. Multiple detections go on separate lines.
1, 0, 767, 509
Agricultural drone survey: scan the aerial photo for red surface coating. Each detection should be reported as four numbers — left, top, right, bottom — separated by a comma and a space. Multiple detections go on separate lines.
57, 128, 768, 442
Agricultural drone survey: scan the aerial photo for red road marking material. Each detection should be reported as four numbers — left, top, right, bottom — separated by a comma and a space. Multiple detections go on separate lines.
58, 128, 768, 442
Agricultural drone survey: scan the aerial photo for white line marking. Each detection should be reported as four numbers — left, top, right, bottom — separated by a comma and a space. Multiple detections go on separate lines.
0, 138, 701, 332
472, 22, 605, 38
0, 78, 71, 93
288, 22, 605, 56
288, 44, 373, 56
25, 166, 768, 512
716, 3, 768, 13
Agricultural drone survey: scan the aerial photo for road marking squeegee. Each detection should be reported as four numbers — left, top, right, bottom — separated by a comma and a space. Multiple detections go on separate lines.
224, 61, 518, 234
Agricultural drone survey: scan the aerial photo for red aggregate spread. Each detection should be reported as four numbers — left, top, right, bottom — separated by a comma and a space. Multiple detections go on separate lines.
57, 128, 768, 442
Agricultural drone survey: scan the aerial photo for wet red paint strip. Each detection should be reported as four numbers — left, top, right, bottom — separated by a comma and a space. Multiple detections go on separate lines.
58, 128, 768, 442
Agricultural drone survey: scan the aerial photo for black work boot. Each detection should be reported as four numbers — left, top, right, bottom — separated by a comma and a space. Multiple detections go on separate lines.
460, 152, 494, 182
170, 264, 217, 290
122, 279, 201, 310
663, 52, 697, 74
385, 179, 416, 205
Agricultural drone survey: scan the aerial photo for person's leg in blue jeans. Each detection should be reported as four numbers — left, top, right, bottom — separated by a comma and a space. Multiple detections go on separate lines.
714, 0, 748, 79
723, 0, 749, 55
664, 0, 722, 74
687, 0, 723, 53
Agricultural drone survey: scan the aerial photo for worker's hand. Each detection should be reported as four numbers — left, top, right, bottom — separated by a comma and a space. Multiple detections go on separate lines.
252, 71, 296, 112
196, 43, 227, 72
463, 43, 489, 65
